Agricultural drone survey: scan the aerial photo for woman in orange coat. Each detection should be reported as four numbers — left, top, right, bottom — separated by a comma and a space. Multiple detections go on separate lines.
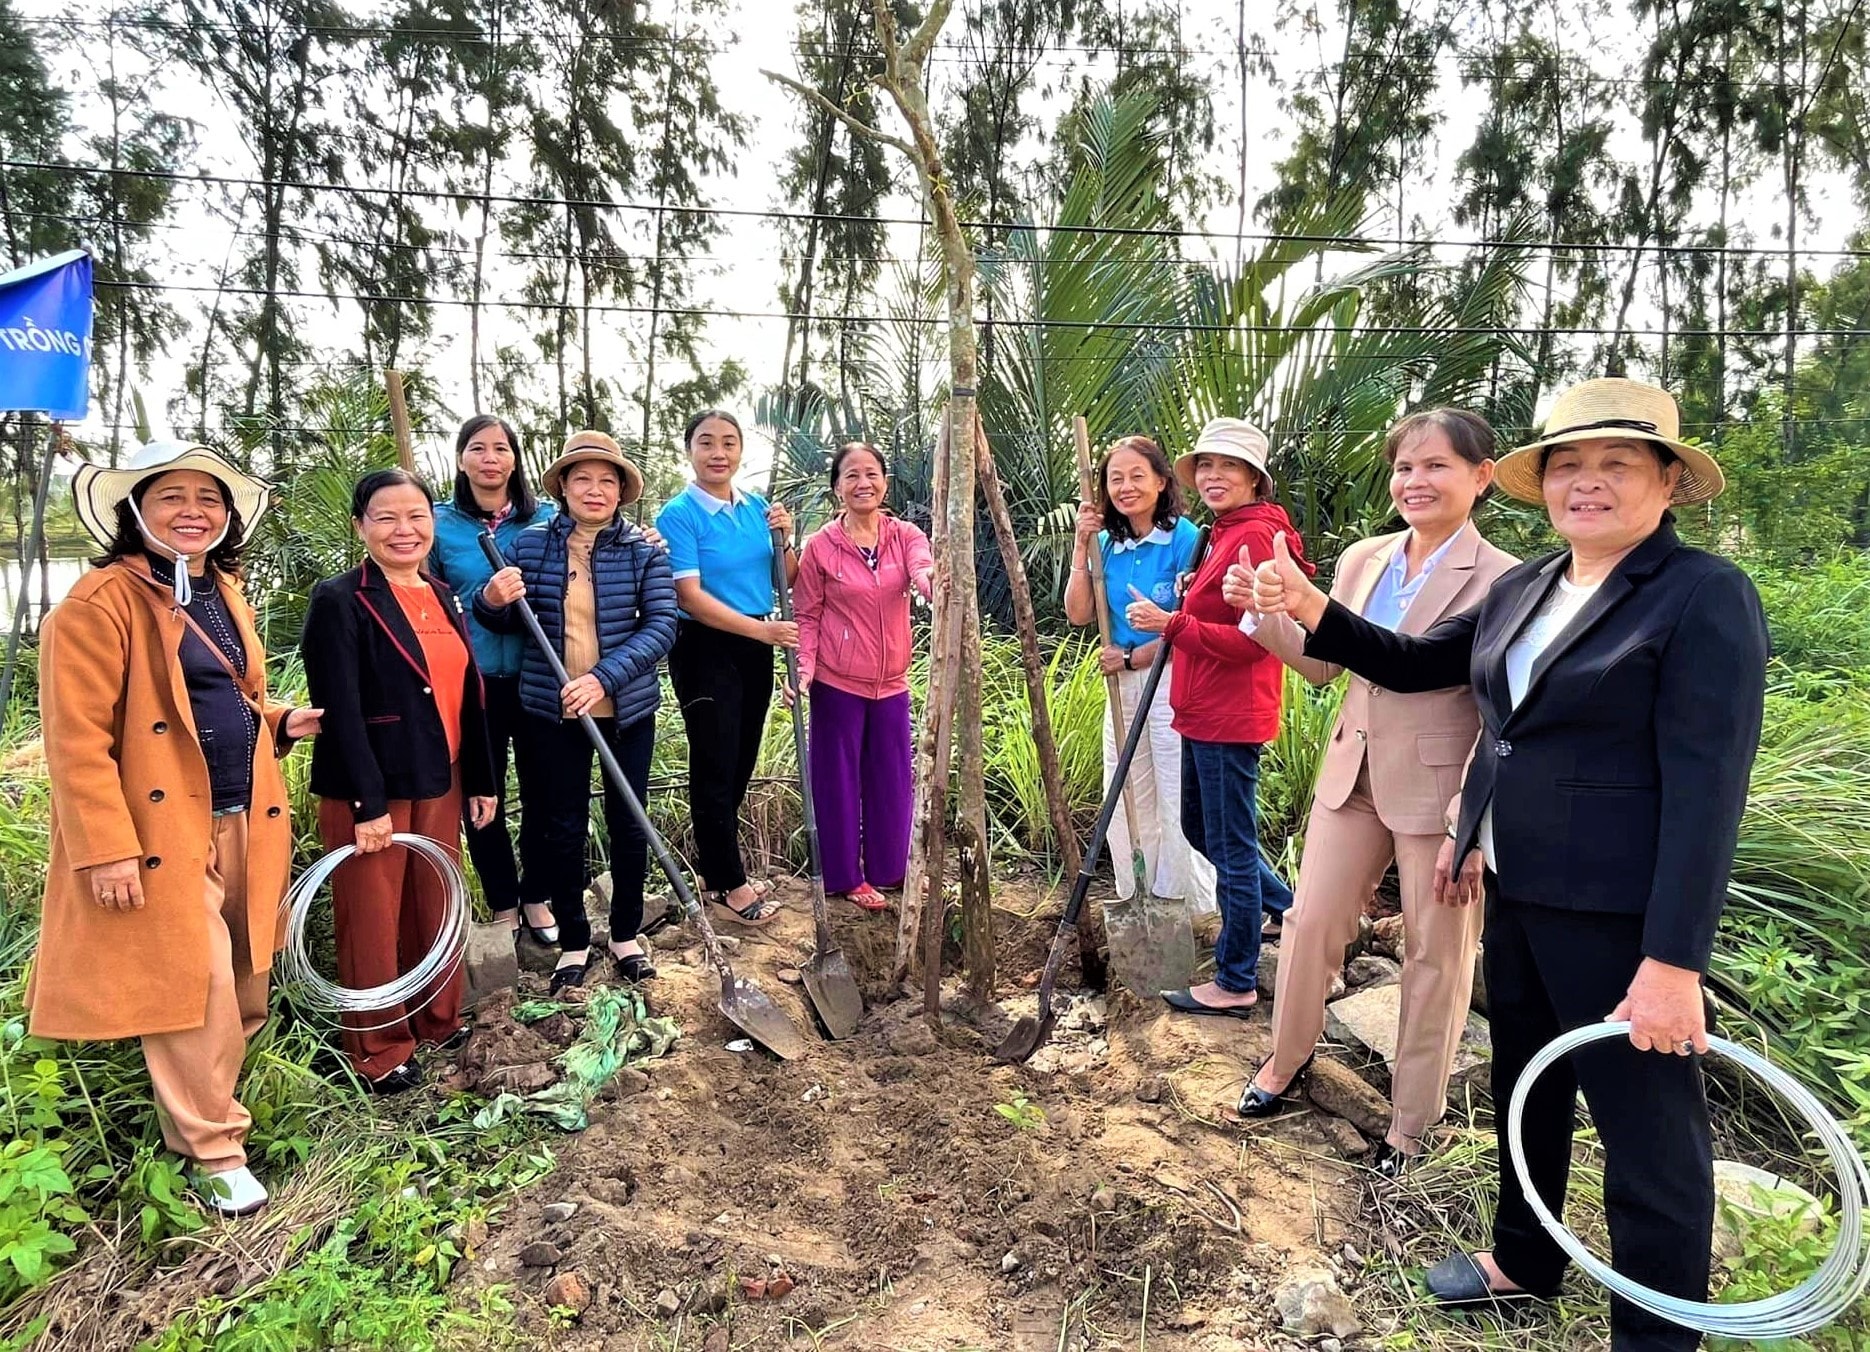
32, 443, 320, 1218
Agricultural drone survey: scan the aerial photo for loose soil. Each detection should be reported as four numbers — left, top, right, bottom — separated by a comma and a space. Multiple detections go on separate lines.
456, 879, 1384, 1351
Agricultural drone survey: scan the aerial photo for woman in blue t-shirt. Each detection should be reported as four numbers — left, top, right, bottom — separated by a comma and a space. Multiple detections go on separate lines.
1064, 435, 1216, 913
654, 410, 797, 925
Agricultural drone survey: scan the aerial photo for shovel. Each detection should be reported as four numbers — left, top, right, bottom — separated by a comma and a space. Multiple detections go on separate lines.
994, 524, 1210, 1064
477, 532, 806, 1060
1071, 417, 1199, 1000
771, 528, 864, 1038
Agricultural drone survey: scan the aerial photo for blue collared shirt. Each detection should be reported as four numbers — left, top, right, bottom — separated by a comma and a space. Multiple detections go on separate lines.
1362, 525, 1467, 632
1102, 518, 1201, 648
655, 481, 775, 618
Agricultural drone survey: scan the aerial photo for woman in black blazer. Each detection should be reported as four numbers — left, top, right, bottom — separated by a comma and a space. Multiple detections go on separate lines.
303, 469, 498, 1095
1237, 379, 1768, 1352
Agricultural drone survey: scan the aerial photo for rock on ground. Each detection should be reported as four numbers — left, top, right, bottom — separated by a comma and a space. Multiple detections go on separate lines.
1305, 1058, 1393, 1137
1272, 1266, 1361, 1338
1323, 982, 1491, 1092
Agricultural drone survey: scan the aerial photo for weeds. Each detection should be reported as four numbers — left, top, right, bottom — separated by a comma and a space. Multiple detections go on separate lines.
994, 1095, 1047, 1132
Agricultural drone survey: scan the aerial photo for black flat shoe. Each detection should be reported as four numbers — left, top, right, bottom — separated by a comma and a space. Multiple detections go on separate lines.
1371, 1141, 1414, 1180
1161, 988, 1259, 1020
548, 962, 588, 996
611, 951, 657, 983
1424, 1253, 1538, 1307
364, 1061, 423, 1096
1237, 1053, 1313, 1117
519, 903, 560, 946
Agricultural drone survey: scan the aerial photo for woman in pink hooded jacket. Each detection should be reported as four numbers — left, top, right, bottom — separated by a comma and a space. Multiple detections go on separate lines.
789, 442, 934, 910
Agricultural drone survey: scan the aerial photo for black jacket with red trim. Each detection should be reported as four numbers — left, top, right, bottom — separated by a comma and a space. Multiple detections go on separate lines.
301, 559, 497, 822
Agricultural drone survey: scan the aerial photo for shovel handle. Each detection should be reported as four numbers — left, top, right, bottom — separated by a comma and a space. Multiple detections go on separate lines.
476, 530, 734, 989
770, 528, 835, 951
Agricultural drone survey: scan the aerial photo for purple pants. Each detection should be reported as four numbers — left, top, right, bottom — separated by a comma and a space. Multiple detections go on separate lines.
808, 681, 913, 894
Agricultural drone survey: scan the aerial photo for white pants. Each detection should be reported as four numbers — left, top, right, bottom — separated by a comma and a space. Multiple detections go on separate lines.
1102, 662, 1217, 913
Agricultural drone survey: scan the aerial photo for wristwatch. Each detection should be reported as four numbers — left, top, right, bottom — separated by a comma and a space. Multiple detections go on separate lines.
1122, 645, 1135, 670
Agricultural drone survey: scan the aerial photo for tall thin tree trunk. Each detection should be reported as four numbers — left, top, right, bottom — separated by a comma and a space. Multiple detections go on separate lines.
957, 563, 993, 1003
973, 419, 1100, 982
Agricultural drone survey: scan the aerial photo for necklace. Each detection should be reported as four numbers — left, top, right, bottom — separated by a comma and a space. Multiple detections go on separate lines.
390, 579, 433, 621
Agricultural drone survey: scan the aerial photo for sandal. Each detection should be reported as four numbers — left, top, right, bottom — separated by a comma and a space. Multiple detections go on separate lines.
707, 885, 783, 929
846, 883, 888, 912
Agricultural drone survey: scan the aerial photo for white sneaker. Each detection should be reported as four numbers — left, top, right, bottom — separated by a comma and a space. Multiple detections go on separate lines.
196, 1165, 268, 1218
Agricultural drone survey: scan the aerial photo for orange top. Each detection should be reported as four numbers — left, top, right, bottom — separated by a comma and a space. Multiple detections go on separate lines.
391, 581, 468, 763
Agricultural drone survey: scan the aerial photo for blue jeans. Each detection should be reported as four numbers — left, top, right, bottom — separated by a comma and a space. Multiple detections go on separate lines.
1181, 739, 1294, 994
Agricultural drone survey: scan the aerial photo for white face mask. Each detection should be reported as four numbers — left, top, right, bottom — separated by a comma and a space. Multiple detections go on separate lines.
127, 493, 232, 607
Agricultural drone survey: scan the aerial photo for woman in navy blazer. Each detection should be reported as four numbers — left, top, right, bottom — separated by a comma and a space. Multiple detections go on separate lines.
1238, 379, 1769, 1352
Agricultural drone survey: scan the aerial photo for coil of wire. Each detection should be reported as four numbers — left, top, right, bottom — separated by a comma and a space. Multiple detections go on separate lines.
1507, 1020, 1870, 1338
275, 832, 469, 1029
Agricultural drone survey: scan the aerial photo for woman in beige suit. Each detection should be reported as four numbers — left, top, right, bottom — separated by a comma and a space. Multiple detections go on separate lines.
1224, 409, 1517, 1176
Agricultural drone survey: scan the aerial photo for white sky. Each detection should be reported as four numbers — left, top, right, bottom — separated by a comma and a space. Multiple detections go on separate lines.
18, 0, 1864, 483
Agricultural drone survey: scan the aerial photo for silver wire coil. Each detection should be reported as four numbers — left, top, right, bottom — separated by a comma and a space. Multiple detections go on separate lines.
1507, 1020, 1870, 1338
275, 832, 469, 1030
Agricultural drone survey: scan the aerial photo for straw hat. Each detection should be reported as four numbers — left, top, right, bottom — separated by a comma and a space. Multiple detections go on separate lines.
1173, 418, 1274, 496
72, 440, 270, 549
541, 430, 645, 505
1495, 378, 1725, 506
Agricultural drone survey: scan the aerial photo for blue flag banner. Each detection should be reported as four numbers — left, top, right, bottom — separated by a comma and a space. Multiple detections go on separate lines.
0, 250, 94, 420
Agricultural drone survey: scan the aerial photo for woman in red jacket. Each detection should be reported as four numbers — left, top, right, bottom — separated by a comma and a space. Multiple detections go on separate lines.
1126, 418, 1311, 1017
789, 442, 934, 910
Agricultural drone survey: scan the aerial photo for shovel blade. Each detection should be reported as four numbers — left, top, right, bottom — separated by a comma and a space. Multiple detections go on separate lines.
992, 1010, 1058, 1065
1103, 895, 1198, 1001
719, 975, 808, 1060
801, 949, 864, 1039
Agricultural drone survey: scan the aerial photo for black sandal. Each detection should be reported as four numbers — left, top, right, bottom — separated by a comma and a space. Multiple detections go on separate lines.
548, 962, 588, 996
706, 887, 782, 928
1424, 1253, 1537, 1307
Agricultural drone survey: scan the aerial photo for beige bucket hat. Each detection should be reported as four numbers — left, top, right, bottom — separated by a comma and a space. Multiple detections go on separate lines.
1495, 378, 1725, 506
1173, 418, 1275, 497
541, 430, 645, 505
72, 440, 271, 549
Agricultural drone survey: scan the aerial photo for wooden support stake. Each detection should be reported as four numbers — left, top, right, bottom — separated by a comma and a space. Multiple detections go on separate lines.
385, 369, 416, 473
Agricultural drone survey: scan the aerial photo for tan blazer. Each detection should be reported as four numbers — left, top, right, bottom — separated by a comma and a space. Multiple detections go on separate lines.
1253, 526, 1519, 836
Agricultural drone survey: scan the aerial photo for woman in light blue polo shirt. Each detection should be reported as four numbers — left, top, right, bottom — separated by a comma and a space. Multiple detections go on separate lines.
1064, 435, 1215, 914
654, 409, 797, 926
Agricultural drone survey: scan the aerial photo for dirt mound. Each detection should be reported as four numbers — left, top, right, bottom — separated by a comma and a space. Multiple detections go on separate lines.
456, 878, 1379, 1349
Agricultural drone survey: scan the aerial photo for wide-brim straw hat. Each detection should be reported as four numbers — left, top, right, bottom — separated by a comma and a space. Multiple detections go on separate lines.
541, 430, 645, 505
72, 440, 271, 549
1495, 378, 1725, 506
1173, 417, 1275, 496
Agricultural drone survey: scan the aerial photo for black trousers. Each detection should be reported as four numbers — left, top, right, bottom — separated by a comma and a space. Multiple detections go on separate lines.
462, 674, 523, 912
668, 620, 773, 893
1484, 877, 1712, 1351
513, 712, 654, 952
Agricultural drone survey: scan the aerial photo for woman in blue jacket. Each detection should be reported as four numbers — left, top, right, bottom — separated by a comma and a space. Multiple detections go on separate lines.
428, 414, 559, 945
477, 432, 678, 993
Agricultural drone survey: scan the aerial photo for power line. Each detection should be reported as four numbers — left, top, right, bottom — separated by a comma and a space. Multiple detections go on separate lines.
79, 273, 1870, 340
7, 14, 1858, 94
15, 161, 1870, 261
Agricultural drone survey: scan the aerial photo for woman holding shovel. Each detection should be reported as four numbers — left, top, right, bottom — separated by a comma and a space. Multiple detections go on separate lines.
1126, 419, 1306, 1019
1064, 435, 1216, 919
654, 410, 798, 927
787, 441, 933, 911
478, 433, 678, 994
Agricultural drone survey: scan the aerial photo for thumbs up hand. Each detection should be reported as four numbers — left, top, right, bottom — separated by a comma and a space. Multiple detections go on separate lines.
1254, 532, 1327, 627
1124, 583, 1171, 634
1221, 543, 1256, 611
